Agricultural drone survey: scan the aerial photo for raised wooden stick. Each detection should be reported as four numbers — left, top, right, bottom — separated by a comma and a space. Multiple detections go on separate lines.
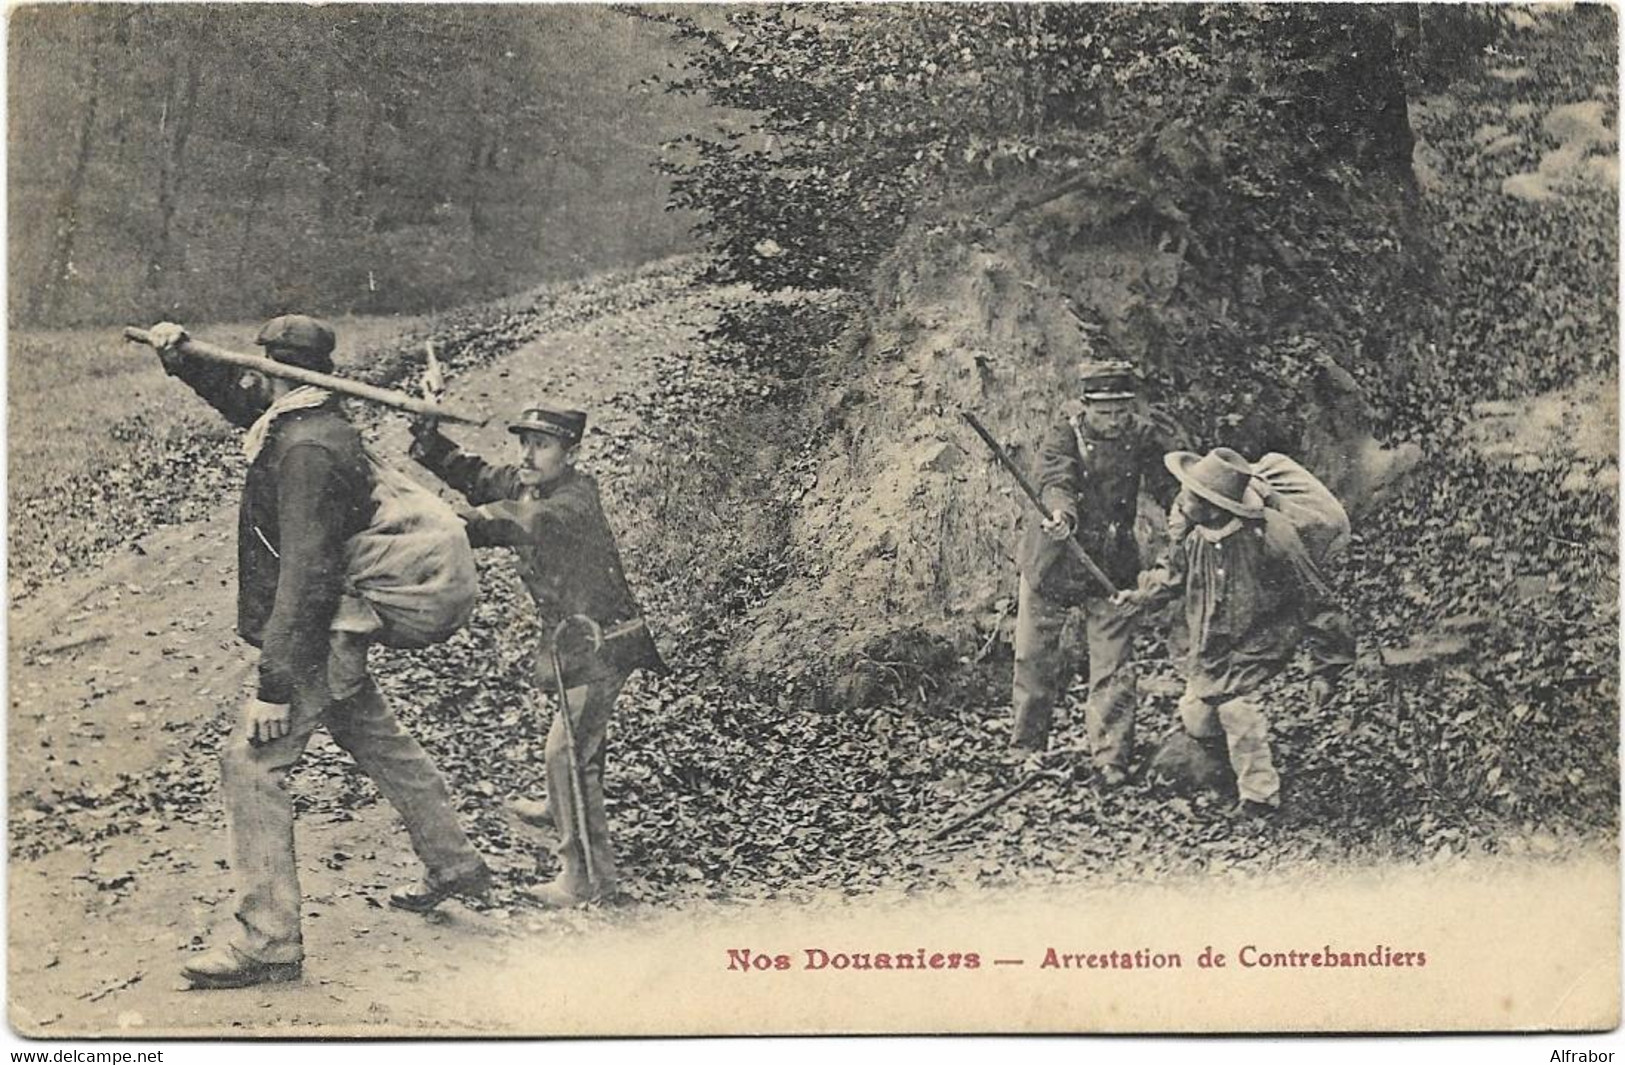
961, 409, 1118, 595
124, 326, 487, 426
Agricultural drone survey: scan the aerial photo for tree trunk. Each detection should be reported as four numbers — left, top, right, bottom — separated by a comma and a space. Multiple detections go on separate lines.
146, 51, 202, 302
354, 98, 379, 224
143, 66, 178, 295
232, 151, 273, 294
29, 19, 113, 323
104, 14, 134, 174
466, 126, 490, 237
318, 83, 342, 221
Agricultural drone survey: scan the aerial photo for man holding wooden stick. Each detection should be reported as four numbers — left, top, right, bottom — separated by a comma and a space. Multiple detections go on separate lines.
1010, 359, 1178, 785
143, 317, 490, 989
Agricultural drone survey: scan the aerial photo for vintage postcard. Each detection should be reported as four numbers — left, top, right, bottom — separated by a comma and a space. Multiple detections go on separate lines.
6, 1, 1618, 1046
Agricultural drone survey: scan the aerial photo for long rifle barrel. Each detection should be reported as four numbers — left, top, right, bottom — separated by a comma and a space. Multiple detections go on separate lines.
960, 409, 1118, 596
123, 326, 487, 427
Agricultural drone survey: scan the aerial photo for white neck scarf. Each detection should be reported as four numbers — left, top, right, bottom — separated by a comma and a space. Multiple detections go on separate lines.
243, 386, 332, 462
1193, 516, 1244, 543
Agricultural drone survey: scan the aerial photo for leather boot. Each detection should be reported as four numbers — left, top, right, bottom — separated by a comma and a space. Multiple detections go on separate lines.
508, 795, 553, 829
1231, 798, 1281, 821
388, 862, 493, 913
182, 945, 302, 990
527, 848, 608, 908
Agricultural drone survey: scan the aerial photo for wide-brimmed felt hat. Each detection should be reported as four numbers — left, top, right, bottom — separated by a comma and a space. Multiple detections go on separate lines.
508, 401, 587, 443
1079, 358, 1140, 402
255, 314, 336, 374
1164, 447, 1265, 519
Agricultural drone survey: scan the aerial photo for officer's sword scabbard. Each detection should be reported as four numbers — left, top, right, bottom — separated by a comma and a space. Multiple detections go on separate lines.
549, 616, 604, 889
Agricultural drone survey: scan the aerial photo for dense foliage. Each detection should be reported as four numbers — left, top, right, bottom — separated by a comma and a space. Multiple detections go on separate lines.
652, 5, 1448, 436
657, 6, 1414, 275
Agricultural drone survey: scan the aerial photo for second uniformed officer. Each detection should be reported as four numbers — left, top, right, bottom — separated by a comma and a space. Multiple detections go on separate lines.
409, 402, 664, 907
1011, 360, 1177, 784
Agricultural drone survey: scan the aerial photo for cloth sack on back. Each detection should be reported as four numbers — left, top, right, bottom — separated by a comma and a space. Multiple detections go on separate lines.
1251, 453, 1351, 569
337, 451, 478, 649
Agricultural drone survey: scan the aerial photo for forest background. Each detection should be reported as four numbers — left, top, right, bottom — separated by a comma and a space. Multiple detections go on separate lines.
8, 5, 707, 326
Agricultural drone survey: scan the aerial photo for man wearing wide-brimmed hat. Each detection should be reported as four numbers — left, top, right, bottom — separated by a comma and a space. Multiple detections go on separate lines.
1118, 446, 1355, 816
1010, 359, 1178, 784
144, 318, 490, 989
410, 400, 664, 906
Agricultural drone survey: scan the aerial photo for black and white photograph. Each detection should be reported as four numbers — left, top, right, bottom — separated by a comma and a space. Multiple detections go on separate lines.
5, 1, 1619, 1043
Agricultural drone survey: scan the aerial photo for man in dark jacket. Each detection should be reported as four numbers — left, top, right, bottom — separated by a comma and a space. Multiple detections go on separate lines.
147, 318, 489, 990
411, 402, 663, 907
1011, 360, 1177, 784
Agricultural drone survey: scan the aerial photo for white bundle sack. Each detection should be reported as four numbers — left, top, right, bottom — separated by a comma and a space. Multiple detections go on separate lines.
340, 451, 478, 649
1252, 452, 1351, 569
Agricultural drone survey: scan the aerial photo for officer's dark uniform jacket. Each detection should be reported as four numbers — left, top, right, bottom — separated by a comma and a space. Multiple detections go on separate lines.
411, 430, 663, 682
1015, 415, 1177, 600
164, 355, 375, 708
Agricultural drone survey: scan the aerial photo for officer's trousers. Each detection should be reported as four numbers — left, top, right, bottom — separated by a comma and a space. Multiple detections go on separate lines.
1010, 576, 1136, 768
544, 669, 630, 895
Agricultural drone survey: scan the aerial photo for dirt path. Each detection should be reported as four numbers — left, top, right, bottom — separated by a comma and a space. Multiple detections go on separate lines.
15, 839, 1620, 1036
7, 273, 736, 1036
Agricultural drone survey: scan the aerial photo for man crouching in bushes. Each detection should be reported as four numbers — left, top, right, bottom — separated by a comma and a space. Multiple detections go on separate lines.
410, 402, 664, 906
1115, 447, 1355, 818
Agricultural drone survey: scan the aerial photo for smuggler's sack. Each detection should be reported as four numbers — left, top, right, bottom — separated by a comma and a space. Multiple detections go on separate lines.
1251, 453, 1351, 570
340, 452, 478, 648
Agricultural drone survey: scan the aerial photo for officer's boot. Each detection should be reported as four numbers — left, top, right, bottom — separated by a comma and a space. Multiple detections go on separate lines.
530, 845, 593, 908
508, 795, 553, 829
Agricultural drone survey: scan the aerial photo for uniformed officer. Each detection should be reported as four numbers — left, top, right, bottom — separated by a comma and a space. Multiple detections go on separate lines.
409, 402, 664, 906
1010, 359, 1177, 784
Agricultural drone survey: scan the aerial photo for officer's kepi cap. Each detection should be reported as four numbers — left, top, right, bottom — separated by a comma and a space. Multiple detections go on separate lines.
1079, 358, 1140, 402
508, 402, 588, 443
255, 314, 337, 374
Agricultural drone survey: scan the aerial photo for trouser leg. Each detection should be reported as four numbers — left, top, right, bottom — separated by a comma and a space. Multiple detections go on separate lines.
581, 683, 619, 890
1081, 597, 1136, 770
546, 672, 627, 894
1178, 686, 1222, 740
1215, 692, 1281, 805
1011, 577, 1072, 751
219, 696, 328, 965
325, 678, 484, 881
